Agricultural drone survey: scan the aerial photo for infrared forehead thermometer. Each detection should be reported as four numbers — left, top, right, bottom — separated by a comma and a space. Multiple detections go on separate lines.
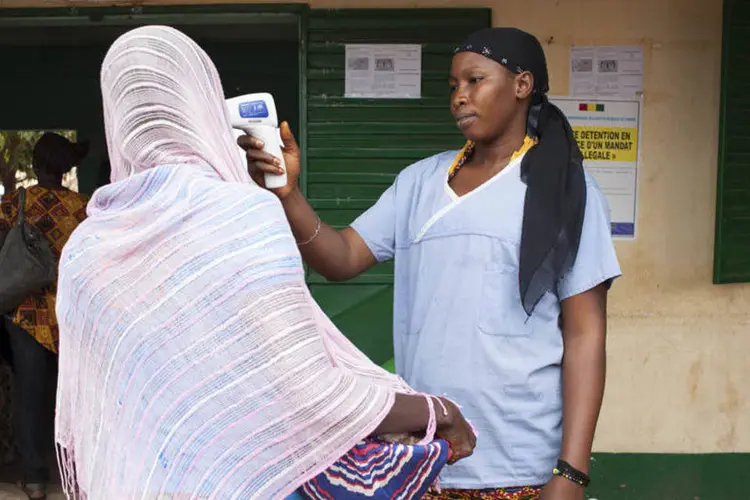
226, 93, 287, 189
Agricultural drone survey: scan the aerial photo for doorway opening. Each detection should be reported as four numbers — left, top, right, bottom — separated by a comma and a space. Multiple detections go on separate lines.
0, 5, 304, 195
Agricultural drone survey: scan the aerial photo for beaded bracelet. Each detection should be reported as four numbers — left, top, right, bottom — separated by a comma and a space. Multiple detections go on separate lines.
552, 459, 590, 487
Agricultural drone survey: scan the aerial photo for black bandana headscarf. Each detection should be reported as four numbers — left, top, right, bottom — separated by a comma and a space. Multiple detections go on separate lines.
455, 27, 587, 315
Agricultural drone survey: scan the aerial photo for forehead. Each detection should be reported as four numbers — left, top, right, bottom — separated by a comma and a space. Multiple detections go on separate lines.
450, 51, 506, 76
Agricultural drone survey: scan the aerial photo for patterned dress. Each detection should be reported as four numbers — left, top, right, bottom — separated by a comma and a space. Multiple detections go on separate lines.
423, 486, 542, 499
0, 186, 89, 353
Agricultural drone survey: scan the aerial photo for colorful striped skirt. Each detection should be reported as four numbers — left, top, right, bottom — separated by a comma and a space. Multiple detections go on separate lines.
300, 438, 451, 499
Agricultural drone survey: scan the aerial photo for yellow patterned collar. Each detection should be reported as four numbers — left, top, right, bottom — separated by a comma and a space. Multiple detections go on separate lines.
448, 135, 537, 178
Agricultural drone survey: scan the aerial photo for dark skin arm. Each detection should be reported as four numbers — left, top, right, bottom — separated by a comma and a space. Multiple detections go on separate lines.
238, 123, 377, 282
374, 393, 444, 435
374, 394, 476, 464
541, 283, 608, 499
280, 189, 377, 281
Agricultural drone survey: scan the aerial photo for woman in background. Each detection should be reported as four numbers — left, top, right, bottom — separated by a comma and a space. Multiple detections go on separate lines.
0, 132, 88, 499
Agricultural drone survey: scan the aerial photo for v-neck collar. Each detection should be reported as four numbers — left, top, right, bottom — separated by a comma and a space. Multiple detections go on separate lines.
414, 150, 528, 244
445, 136, 536, 201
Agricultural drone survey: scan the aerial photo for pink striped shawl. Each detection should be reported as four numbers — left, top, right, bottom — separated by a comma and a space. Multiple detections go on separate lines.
54, 26, 436, 500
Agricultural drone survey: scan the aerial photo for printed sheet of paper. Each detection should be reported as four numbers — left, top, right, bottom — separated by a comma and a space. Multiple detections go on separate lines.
570, 46, 643, 99
345, 44, 421, 99
551, 96, 642, 239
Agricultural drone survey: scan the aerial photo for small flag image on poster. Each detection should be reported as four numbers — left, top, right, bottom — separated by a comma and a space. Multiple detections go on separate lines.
578, 103, 605, 112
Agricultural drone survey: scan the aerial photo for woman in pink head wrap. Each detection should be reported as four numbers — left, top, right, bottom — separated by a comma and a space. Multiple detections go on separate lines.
54, 25, 475, 500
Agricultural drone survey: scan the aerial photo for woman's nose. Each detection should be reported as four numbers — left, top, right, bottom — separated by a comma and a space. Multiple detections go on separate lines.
452, 88, 468, 109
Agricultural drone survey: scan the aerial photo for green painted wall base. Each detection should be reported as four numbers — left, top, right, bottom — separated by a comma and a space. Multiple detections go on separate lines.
588, 453, 746, 499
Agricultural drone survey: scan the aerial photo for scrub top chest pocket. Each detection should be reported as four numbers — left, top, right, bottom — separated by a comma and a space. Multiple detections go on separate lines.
478, 261, 534, 337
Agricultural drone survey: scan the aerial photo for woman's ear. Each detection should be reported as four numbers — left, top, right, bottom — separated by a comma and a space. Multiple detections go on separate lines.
515, 71, 534, 100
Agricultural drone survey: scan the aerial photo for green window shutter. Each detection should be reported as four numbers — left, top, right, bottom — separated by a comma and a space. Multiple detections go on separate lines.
714, 0, 750, 283
305, 8, 491, 366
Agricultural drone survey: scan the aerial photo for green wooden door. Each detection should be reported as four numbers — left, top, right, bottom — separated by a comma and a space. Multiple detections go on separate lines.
305, 8, 491, 370
714, 0, 750, 283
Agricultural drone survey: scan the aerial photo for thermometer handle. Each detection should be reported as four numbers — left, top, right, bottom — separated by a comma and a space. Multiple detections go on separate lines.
248, 126, 287, 189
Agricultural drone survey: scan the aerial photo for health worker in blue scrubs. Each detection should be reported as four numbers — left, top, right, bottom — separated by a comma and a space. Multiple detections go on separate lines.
244, 27, 621, 500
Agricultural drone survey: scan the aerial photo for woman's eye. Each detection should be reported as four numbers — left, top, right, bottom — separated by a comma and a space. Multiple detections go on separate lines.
469, 77, 483, 84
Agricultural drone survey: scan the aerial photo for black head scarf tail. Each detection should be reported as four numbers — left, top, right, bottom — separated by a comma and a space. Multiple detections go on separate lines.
455, 28, 587, 315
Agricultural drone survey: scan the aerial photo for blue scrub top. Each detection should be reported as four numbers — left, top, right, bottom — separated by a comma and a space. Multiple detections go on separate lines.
352, 150, 621, 489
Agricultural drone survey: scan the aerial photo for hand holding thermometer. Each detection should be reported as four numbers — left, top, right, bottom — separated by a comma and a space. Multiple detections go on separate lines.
226, 92, 287, 189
